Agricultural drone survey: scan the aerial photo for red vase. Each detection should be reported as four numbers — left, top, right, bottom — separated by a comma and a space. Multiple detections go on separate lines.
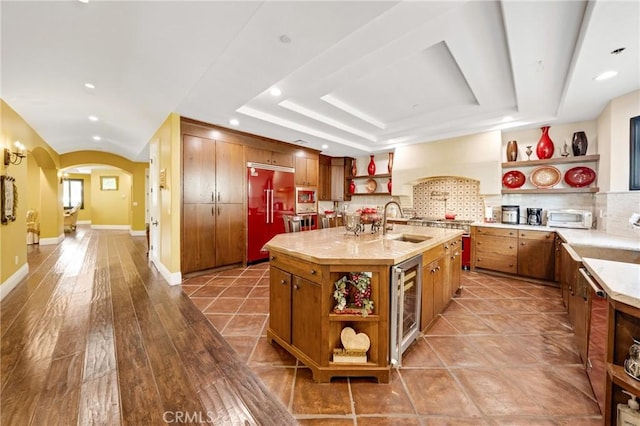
387, 179, 392, 193
367, 155, 376, 175
349, 180, 356, 194
536, 126, 554, 159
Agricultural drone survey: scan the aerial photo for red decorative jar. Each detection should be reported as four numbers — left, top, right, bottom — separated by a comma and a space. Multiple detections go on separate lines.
349, 180, 356, 194
387, 179, 392, 193
367, 155, 376, 176
536, 126, 554, 159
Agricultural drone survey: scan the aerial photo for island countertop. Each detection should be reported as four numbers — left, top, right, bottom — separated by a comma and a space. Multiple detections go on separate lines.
263, 225, 463, 266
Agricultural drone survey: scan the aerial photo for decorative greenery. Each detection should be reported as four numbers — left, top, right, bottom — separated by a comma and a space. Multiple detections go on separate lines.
333, 272, 374, 317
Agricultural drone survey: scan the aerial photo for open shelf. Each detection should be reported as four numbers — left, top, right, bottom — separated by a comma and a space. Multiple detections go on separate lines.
347, 173, 392, 180
502, 187, 599, 194
329, 313, 380, 322
608, 363, 640, 395
348, 192, 391, 197
502, 154, 600, 169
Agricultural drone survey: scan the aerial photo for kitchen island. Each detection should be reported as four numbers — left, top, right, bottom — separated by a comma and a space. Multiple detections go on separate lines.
264, 225, 463, 383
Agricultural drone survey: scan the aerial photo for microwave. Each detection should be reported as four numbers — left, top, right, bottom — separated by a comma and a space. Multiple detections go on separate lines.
295, 187, 317, 214
547, 209, 592, 229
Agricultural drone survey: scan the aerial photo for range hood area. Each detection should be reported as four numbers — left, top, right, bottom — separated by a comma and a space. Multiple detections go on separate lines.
392, 130, 502, 207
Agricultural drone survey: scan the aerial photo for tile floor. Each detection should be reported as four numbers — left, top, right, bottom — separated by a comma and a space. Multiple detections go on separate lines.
182, 265, 604, 425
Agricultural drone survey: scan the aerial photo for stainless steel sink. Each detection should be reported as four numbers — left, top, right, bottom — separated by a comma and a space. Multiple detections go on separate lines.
386, 234, 433, 243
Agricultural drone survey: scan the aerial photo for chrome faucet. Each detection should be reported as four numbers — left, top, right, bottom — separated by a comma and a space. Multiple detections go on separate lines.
382, 200, 404, 235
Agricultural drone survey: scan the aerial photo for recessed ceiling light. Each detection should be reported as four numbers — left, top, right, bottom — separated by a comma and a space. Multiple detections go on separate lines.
88, 115, 98, 121
92, 135, 101, 141
321, 144, 328, 149
594, 70, 618, 81
279, 34, 291, 44
229, 118, 239, 126
84, 82, 95, 89
269, 87, 282, 97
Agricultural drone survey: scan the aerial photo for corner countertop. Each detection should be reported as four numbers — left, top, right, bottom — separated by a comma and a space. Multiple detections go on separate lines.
472, 222, 640, 251
264, 225, 463, 266
582, 258, 640, 310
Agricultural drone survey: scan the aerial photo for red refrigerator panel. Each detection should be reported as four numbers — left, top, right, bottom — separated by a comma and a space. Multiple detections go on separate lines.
247, 166, 294, 263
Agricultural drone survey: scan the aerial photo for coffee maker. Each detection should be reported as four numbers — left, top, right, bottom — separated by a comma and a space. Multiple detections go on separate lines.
527, 208, 543, 226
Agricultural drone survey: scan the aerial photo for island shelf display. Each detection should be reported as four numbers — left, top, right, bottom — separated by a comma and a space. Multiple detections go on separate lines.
264, 225, 463, 383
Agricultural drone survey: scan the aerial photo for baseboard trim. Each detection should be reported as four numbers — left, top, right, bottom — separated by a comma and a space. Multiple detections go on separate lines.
151, 257, 182, 286
0, 263, 29, 301
130, 229, 146, 236
91, 225, 130, 230
39, 234, 65, 245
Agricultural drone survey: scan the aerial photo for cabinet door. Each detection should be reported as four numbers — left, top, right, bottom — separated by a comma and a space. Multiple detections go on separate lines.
292, 276, 322, 364
295, 156, 308, 186
215, 203, 244, 267
572, 269, 591, 366
269, 267, 292, 343
216, 141, 244, 204
421, 264, 435, 330
271, 151, 294, 168
305, 158, 318, 186
518, 233, 555, 280
246, 146, 272, 165
318, 155, 332, 201
431, 259, 446, 316
559, 244, 574, 308
182, 203, 216, 273
450, 239, 462, 297
330, 162, 345, 201
183, 135, 216, 204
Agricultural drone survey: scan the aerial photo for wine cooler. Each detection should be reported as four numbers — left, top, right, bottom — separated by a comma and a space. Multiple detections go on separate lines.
390, 254, 422, 367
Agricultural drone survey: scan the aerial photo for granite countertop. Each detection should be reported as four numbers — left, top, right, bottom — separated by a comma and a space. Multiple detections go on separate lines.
582, 258, 640, 310
472, 222, 640, 251
264, 224, 463, 266
473, 222, 640, 308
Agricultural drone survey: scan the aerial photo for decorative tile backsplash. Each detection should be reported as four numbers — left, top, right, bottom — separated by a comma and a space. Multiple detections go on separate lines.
412, 177, 484, 221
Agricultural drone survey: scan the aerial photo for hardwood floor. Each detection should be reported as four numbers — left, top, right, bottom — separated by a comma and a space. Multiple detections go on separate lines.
1, 227, 295, 425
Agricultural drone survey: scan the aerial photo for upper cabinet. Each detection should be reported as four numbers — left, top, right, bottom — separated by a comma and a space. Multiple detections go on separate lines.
295, 154, 319, 187
318, 155, 332, 201
246, 146, 294, 168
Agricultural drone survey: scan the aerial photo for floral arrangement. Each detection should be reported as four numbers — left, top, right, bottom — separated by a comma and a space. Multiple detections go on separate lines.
333, 272, 373, 316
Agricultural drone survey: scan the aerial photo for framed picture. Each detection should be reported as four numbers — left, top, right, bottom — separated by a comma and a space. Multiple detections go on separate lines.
1, 175, 16, 224
631, 115, 640, 190
100, 176, 119, 191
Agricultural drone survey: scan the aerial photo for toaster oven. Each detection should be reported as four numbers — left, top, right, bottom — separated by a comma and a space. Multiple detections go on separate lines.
547, 209, 592, 229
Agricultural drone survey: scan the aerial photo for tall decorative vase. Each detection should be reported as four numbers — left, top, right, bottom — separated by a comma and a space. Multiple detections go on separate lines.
506, 140, 518, 162
572, 131, 588, 156
349, 180, 356, 194
351, 159, 357, 177
387, 179, 392, 194
536, 126, 554, 159
387, 152, 394, 173
367, 155, 376, 176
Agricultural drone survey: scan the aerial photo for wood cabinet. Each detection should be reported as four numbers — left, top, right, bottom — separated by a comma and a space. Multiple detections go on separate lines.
559, 243, 589, 365
292, 276, 322, 363
420, 242, 451, 331
472, 227, 518, 274
245, 146, 294, 168
318, 155, 332, 201
295, 155, 318, 187
182, 134, 244, 274
517, 230, 555, 280
471, 226, 555, 281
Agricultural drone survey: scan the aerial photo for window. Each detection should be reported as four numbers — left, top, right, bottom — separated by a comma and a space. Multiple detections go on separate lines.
63, 179, 84, 209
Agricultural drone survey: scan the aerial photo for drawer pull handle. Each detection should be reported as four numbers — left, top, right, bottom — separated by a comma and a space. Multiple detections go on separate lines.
280, 279, 286, 285
293, 284, 299, 290
509, 263, 513, 267
435, 266, 440, 271
270, 256, 276, 261
310, 269, 316, 275
546, 234, 551, 239
509, 232, 514, 235
521, 242, 526, 246
509, 246, 514, 249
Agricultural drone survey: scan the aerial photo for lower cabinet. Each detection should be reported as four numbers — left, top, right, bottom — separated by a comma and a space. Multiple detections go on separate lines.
421, 240, 461, 332
291, 276, 322, 363
471, 226, 555, 281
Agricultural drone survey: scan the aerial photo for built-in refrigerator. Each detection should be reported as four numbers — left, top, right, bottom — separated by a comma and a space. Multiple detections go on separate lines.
247, 162, 295, 263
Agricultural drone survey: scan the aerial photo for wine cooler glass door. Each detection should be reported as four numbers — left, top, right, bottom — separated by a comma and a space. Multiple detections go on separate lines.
390, 255, 422, 367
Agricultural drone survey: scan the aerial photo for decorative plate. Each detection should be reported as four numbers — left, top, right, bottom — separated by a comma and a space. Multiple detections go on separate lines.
564, 166, 596, 187
502, 170, 526, 189
365, 178, 377, 193
530, 166, 562, 189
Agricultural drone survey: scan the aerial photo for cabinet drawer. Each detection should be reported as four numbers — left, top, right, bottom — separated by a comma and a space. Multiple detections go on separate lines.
423, 245, 445, 265
475, 235, 517, 256
269, 252, 323, 284
519, 230, 555, 241
475, 254, 517, 274
475, 227, 517, 237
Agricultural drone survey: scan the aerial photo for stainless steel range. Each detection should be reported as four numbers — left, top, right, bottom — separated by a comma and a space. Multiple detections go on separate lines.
407, 217, 474, 234
407, 217, 474, 270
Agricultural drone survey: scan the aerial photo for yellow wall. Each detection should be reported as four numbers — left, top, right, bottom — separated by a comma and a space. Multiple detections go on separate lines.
1, 99, 60, 286
90, 170, 131, 226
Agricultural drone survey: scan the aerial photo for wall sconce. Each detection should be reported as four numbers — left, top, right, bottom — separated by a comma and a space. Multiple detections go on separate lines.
3, 141, 26, 166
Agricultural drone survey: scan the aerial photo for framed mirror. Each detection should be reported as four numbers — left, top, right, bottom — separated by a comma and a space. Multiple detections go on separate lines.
100, 176, 119, 191
631, 115, 640, 190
